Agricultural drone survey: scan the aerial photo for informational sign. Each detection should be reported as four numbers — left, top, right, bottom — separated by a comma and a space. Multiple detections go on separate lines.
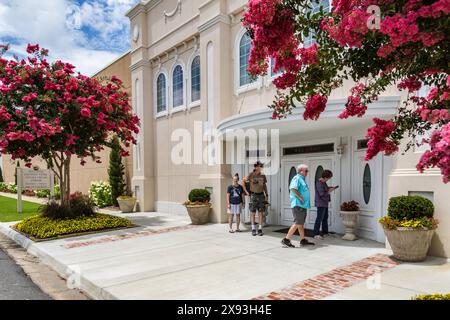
17, 168, 54, 213
22, 169, 51, 190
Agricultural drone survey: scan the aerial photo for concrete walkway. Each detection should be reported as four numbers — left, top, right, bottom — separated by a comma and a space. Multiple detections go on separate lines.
0, 211, 448, 300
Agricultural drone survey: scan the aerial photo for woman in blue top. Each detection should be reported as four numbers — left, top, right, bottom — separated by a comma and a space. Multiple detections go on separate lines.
314, 170, 337, 239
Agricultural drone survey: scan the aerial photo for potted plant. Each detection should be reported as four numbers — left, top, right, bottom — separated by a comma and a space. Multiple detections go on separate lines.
184, 189, 211, 225
379, 195, 437, 262
340, 201, 360, 241
117, 191, 136, 213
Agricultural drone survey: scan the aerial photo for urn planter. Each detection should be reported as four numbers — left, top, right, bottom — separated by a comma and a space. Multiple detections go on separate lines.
340, 211, 359, 241
383, 227, 435, 262
117, 197, 136, 213
185, 203, 211, 225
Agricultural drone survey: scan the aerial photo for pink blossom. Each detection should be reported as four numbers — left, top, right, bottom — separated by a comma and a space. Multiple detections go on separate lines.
299, 43, 319, 65
80, 108, 91, 117
365, 118, 398, 160
22, 92, 38, 103
26, 44, 40, 54
303, 94, 327, 120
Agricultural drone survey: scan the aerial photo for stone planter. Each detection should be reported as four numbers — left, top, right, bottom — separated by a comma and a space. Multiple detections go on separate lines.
340, 211, 359, 241
383, 227, 435, 262
117, 197, 136, 213
185, 204, 211, 225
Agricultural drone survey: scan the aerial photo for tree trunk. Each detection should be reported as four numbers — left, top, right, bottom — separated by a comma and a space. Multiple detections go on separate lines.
59, 156, 71, 206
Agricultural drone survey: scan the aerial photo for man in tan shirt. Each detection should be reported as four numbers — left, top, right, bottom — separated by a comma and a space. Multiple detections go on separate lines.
243, 161, 268, 236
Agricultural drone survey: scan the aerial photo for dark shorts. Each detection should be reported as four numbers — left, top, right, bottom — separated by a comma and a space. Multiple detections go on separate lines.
249, 193, 265, 213
292, 206, 307, 225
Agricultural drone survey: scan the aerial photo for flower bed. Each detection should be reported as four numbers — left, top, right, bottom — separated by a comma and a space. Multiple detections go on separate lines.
13, 213, 133, 240
412, 294, 450, 300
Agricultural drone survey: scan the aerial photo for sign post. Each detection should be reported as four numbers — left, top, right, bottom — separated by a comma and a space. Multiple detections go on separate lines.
17, 168, 52, 213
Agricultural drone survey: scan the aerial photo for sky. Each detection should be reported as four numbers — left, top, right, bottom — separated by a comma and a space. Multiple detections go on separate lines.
0, 0, 139, 75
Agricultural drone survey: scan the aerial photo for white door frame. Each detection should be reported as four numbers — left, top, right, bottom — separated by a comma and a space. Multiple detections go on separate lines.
278, 137, 340, 227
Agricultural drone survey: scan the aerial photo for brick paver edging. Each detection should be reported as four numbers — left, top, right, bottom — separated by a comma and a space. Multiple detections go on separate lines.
253, 253, 400, 300
63, 224, 199, 249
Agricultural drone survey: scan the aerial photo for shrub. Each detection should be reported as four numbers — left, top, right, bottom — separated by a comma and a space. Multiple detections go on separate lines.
340, 201, 359, 211
36, 189, 51, 198
40, 192, 95, 220
0, 182, 7, 192
6, 183, 16, 193
89, 181, 113, 208
188, 189, 211, 204
108, 135, 125, 206
387, 196, 434, 220
412, 294, 450, 300
34, 185, 61, 199
13, 213, 132, 240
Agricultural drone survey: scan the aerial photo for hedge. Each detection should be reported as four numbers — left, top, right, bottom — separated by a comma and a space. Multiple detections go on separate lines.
13, 214, 132, 239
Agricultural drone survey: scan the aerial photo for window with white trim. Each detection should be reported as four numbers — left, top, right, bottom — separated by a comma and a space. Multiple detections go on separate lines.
304, 0, 331, 48
156, 73, 167, 113
172, 65, 184, 108
270, 58, 283, 77
239, 32, 254, 87
191, 56, 200, 103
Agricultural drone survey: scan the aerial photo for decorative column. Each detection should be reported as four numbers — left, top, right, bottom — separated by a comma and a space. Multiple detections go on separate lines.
127, 4, 155, 212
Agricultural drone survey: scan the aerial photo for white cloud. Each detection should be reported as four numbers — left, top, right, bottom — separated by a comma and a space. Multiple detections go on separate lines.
0, 0, 137, 75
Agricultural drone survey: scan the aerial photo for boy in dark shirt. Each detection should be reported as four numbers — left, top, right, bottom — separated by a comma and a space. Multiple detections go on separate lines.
227, 174, 245, 233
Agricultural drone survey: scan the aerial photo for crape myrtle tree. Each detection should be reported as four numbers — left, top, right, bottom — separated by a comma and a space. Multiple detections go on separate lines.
243, 0, 449, 182
0, 44, 140, 206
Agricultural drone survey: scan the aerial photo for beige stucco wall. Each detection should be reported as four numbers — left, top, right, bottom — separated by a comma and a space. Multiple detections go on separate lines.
127, 0, 449, 257
1, 52, 133, 195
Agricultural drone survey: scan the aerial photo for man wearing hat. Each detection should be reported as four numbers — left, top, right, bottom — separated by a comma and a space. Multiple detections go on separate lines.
243, 161, 268, 236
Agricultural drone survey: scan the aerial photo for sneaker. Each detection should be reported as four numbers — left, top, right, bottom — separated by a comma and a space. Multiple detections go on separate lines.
300, 238, 315, 246
314, 235, 324, 240
252, 229, 257, 236
281, 238, 295, 248
258, 229, 263, 236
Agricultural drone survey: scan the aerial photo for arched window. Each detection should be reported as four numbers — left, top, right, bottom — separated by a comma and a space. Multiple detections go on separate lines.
172, 65, 184, 108
304, 0, 331, 47
156, 73, 167, 113
239, 32, 254, 87
191, 56, 200, 102
270, 58, 283, 77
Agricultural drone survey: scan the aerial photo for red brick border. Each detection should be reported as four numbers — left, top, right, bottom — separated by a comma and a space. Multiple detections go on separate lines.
254, 253, 400, 300
63, 224, 198, 249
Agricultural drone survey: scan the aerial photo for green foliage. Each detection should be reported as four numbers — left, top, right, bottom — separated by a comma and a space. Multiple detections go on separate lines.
188, 189, 211, 203
108, 135, 125, 206
13, 213, 132, 239
40, 192, 95, 220
340, 201, 359, 211
412, 294, 450, 300
0, 182, 17, 193
34, 185, 61, 199
388, 196, 434, 220
89, 181, 113, 208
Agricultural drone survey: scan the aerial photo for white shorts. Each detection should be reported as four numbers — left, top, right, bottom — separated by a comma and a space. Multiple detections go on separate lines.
228, 204, 242, 215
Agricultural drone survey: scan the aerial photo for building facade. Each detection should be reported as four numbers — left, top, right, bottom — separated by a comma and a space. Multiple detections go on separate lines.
1, 52, 133, 195
127, 0, 450, 258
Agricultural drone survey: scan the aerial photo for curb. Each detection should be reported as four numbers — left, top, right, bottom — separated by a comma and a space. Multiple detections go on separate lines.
0, 223, 118, 300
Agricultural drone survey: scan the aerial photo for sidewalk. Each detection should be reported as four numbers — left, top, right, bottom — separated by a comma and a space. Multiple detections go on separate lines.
0, 211, 448, 300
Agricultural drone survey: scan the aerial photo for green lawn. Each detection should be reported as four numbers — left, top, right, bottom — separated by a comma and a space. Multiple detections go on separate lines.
0, 196, 42, 222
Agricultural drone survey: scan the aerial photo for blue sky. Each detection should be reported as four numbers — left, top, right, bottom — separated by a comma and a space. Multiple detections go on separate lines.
0, 0, 139, 75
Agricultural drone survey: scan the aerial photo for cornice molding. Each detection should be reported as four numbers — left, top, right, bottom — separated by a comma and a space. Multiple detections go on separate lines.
130, 59, 151, 72
198, 14, 231, 33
